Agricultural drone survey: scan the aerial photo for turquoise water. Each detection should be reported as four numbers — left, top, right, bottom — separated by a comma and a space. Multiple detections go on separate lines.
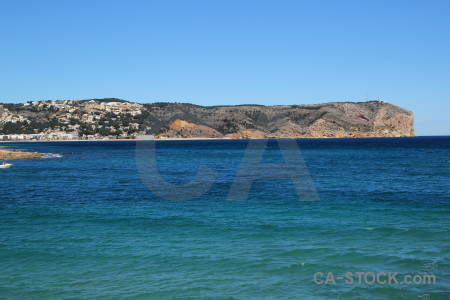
1, 137, 449, 299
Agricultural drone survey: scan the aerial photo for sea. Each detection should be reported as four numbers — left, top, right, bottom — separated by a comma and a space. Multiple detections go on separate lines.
0, 137, 449, 299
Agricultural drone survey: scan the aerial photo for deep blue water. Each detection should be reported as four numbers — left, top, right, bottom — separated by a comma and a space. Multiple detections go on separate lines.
1, 137, 449, 299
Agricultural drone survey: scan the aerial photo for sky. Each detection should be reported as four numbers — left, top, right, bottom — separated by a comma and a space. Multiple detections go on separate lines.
0, 0, 449, 135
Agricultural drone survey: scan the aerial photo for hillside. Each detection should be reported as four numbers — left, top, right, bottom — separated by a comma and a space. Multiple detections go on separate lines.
0, 99, 415, 140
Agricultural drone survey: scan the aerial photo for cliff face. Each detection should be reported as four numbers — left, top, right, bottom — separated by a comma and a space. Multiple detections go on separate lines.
150, 101, 415, 139
157, 120, 224, 139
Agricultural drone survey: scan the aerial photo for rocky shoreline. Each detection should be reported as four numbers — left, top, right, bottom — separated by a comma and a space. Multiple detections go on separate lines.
0, 147, 44, 160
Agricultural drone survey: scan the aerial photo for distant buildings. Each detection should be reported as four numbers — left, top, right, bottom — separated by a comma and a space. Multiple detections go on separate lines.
0, 100, 151, 141
0, 131, 79, 141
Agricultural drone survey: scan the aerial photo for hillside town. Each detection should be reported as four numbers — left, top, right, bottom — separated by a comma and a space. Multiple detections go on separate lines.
0, 99, 153, 141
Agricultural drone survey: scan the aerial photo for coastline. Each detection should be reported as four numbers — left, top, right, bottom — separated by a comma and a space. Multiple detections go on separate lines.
0, 136, 423, 143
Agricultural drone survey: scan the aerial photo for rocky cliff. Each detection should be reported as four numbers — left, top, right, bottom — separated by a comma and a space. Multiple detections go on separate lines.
153, 101, 415, 139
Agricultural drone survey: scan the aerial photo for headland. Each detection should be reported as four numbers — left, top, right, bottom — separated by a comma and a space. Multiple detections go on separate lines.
0, 99, 415, 141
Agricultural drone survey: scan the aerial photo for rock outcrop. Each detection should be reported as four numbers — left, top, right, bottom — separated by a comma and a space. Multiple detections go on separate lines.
0, 148, 44, 160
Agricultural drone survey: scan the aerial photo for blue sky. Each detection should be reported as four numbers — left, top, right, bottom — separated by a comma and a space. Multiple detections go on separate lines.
0, 0, 449, 135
